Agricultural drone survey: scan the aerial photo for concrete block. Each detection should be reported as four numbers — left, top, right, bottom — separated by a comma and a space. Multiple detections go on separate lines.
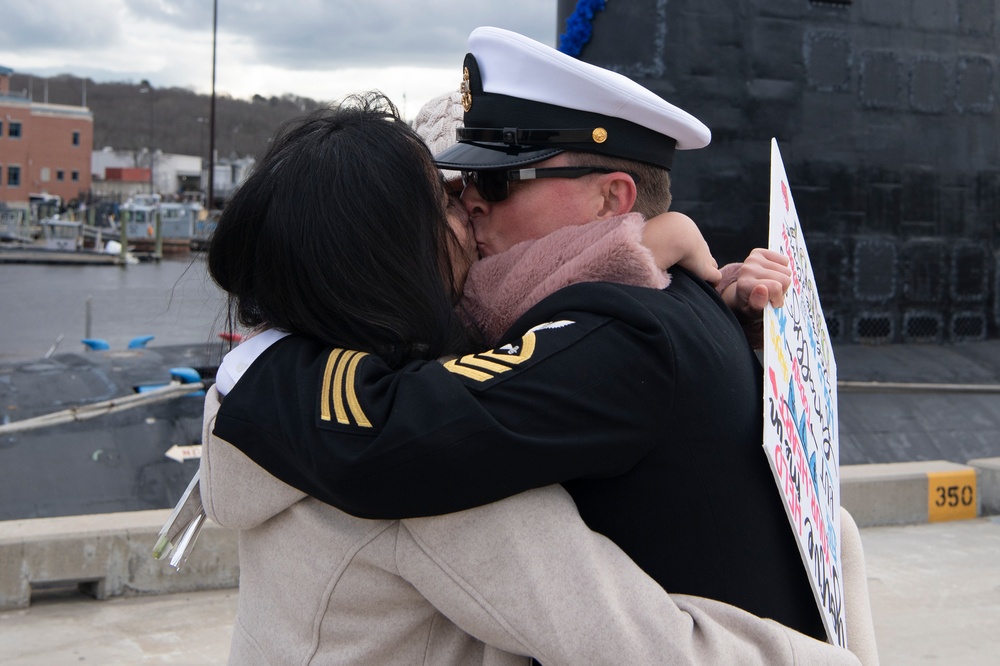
968, 457, 1000, 516
0, 541, 29, 610
126, 519, 240, 596
21, 532, 128, 598
0, 510, 238, 612
841, 460, 977, 527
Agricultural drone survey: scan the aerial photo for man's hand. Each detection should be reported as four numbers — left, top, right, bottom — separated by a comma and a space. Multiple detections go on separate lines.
720, 249, 791, 322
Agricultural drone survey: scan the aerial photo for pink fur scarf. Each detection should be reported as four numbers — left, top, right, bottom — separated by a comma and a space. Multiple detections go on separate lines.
459, 213, 670, 345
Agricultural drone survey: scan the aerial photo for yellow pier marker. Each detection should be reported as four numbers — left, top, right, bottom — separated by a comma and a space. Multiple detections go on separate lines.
927, 469, 977, 522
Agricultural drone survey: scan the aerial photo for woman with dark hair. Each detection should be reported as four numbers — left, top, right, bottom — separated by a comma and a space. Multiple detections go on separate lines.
207, 97, 476, 368
194, 92, 864, 665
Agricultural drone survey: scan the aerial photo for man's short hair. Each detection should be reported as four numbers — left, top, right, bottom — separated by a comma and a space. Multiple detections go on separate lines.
561, 151, 672, 219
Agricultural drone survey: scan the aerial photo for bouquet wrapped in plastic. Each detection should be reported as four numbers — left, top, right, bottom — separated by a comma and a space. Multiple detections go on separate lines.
152, 471, 205, 570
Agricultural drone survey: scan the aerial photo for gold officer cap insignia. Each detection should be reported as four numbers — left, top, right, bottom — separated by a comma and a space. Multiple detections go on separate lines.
592, 127, 608, 143
461, 67, 473, 112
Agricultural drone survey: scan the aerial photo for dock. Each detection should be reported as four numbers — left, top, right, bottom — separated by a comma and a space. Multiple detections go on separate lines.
0, 509, 997, 664
0, 340, 999, 663
0, 246, 125, 265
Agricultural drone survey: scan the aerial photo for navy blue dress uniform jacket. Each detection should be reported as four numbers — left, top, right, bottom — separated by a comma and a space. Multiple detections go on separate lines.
214, 268, 826, 641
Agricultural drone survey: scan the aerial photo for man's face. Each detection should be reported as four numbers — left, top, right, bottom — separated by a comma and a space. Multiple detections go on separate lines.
442, 175, 476, 294
460, 154, 603, 257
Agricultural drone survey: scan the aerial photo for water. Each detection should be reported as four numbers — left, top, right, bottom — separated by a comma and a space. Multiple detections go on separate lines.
0, 256, 227, 360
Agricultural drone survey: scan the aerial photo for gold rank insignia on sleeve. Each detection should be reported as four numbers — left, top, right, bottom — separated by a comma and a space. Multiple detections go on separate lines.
320, 349, 372, 427
443, 320, 574, 382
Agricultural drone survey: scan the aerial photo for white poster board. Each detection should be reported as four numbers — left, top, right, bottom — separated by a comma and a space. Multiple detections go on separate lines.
763, 139, 845, 647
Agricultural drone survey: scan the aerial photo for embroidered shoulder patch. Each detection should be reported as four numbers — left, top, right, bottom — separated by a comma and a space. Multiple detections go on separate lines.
444, 320, 576, 383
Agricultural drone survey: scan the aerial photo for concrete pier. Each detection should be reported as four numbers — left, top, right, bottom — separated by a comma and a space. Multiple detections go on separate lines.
3, 457, 998, 613
1, 458, 1000, 664
1, 516, 998, 665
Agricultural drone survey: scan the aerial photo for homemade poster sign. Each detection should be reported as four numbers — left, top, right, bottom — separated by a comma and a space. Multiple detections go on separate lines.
763, 139, 845, 647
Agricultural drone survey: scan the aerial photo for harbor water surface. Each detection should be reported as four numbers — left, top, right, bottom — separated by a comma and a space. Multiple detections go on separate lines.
0, 257, 226, 361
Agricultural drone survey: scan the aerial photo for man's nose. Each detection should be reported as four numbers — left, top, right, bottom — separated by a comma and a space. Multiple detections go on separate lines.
460, 181, 489, 218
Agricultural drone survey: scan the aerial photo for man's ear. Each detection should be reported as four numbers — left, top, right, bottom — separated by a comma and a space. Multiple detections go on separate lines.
594, 173, 638, 219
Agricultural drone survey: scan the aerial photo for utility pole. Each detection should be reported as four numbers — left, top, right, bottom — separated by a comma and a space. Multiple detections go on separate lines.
140, 82, 155, 194
197, 117, 209, 193
207, 0, 218, 212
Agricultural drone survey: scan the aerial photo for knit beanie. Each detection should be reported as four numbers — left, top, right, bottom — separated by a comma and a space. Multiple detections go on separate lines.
414, 90, 464, 181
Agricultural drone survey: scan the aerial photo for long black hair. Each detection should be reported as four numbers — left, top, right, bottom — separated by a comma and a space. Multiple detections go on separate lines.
208, 92, 475, 367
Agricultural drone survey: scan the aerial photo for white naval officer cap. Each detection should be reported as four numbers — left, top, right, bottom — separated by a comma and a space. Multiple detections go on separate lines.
434, 26, 711, 172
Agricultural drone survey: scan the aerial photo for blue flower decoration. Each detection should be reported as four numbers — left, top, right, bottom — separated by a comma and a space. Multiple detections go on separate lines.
558, 0, 608, 57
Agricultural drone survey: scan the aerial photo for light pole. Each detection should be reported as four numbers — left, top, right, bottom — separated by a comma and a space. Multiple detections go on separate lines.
196, 117, 209, 160
139, 83, 155, 194
196, 117, 209, 199
208, 0, 218, 212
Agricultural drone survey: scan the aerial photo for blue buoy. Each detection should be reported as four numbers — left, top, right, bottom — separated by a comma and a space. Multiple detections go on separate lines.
128, 335, 156, 349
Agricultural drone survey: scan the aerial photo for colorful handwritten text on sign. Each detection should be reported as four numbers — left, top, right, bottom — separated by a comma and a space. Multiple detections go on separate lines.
763, 139, 845, 647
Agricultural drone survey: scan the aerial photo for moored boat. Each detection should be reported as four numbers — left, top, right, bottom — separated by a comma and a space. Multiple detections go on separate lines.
0, 209, 33, 243
119, 195, 205, 255
0, 217, 135, 265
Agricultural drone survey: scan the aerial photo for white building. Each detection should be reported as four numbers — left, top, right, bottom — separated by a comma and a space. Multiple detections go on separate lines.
208, 156, 255, 201
91, 148, 201, 198
91, 148, 253, 203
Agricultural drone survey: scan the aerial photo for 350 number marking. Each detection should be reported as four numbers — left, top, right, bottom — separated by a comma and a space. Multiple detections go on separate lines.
927, 471, 977, 522
934, 484, 974, 508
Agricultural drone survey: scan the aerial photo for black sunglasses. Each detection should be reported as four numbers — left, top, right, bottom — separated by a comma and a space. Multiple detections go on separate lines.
460, 166, 637, 203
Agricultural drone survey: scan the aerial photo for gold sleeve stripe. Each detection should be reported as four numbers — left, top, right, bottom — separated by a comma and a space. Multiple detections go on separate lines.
519, 332, 536, 358
320, 349, 346, 422
344, 351, 372, 428
442, 332, 541, 382
460, 356, 513, 373
443, 359, 494, 382
331, 350, 361, 425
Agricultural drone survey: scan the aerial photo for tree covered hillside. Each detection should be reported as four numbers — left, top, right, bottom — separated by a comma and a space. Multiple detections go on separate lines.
8, 72, 324, 160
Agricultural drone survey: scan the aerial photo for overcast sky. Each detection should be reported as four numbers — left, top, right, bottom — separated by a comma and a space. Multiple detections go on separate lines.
0, 1, 559, 119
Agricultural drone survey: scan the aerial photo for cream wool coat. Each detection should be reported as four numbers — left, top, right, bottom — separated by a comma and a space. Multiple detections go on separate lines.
200, 218, 876, 664
203, 387, 867, 665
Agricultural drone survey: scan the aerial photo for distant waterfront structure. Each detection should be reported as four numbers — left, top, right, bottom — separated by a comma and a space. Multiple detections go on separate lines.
90, 147, 253, 206
0, 66, 93, 208
558, 0, 999, 343
92, 148, 202, 200
205, 155, 255, 204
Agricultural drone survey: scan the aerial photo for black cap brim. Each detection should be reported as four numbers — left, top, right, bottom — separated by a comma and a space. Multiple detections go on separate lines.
433, 142, 564, 171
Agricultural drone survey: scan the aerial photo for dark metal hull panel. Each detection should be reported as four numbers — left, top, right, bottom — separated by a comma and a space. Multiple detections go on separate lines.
836, 340, 1000, 465
840, 392, 1000, 466
0, 410, 201, 520
0, 344, 222, 521
3, 336, 998, 517
557, 0, 1000, 343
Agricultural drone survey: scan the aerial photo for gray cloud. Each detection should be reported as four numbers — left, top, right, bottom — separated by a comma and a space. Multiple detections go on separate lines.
1, 1, 558, 99
0, 0, 128, 50
119, 0, 556, 69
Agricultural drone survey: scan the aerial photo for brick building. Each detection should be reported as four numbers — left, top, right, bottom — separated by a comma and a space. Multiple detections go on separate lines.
0, 65, 93, 207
